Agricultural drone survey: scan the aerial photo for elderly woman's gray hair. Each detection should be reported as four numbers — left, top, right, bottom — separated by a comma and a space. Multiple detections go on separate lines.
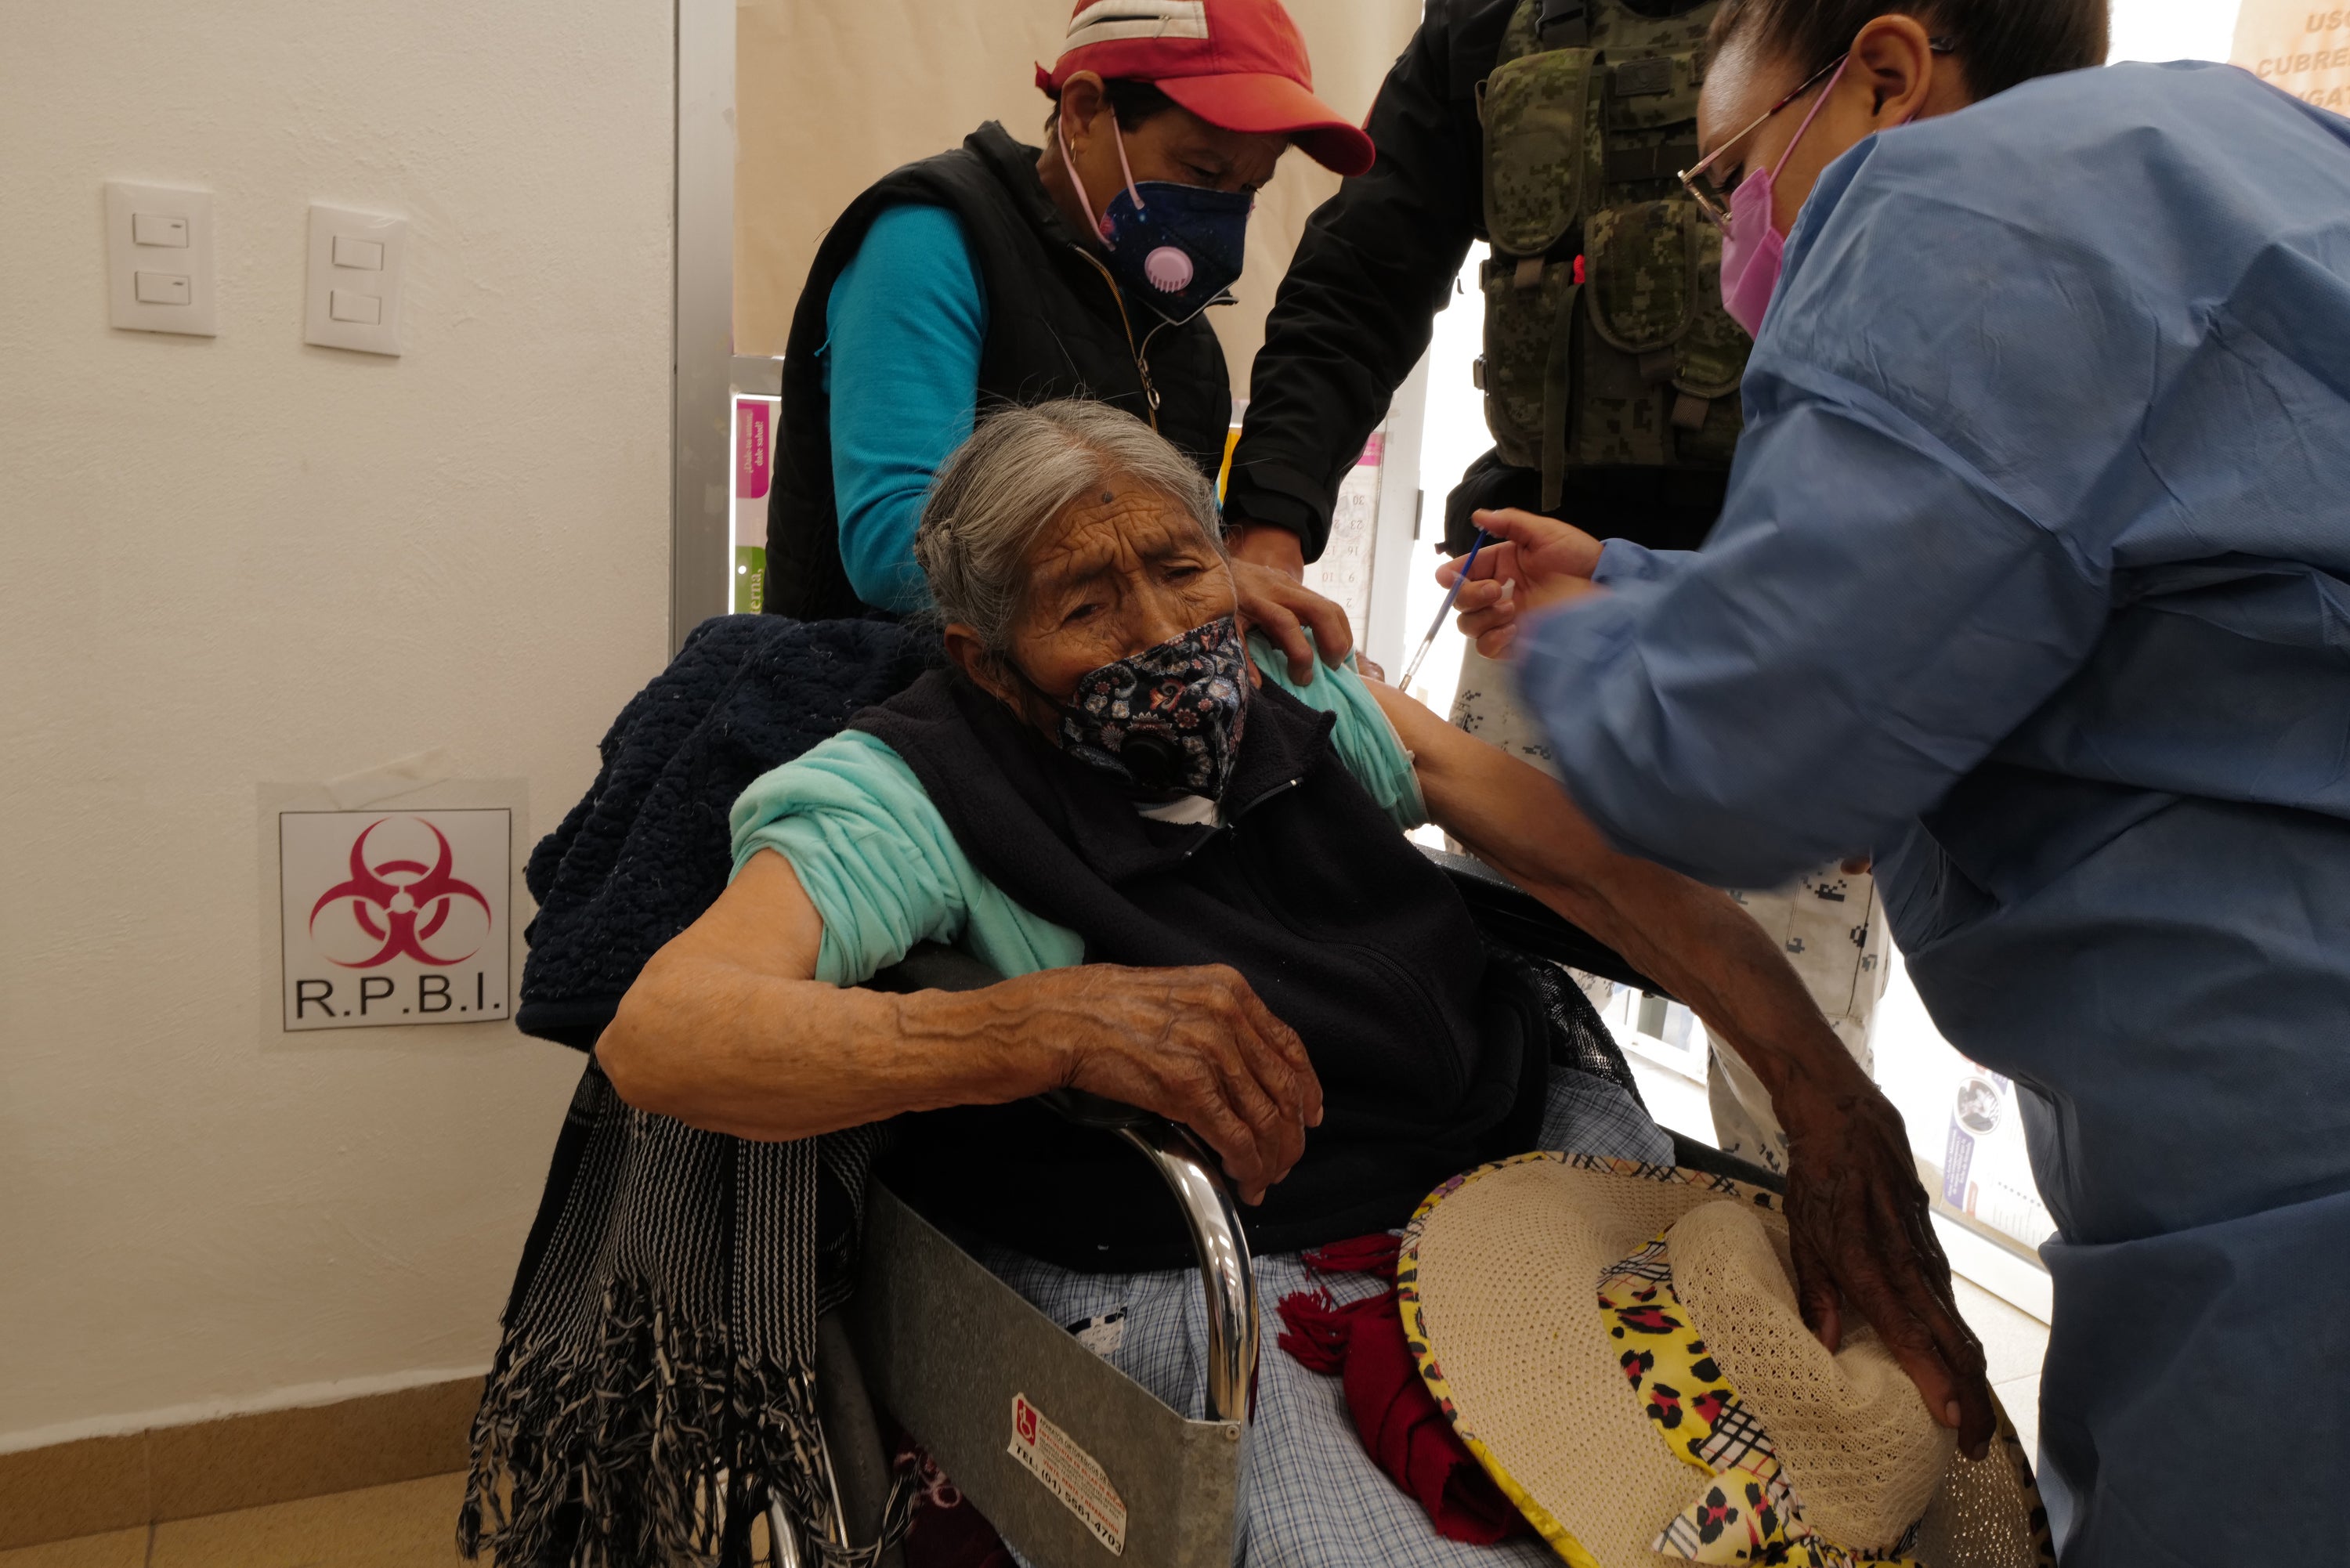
915, 399, 1226, 652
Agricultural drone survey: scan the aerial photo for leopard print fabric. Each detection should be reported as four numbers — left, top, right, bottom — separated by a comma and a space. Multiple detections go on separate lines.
1600, 1234, 1922, 1568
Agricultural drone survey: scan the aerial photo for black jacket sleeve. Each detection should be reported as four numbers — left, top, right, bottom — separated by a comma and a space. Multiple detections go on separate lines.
1224, 0, 1514, 559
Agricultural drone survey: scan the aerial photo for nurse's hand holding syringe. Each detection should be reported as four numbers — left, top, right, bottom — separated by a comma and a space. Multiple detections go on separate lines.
1434, 507, 1607, 656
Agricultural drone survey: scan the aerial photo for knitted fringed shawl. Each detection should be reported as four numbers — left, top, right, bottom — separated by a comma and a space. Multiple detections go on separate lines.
462, 615, 939, 1566
460, 1064, 907, 1566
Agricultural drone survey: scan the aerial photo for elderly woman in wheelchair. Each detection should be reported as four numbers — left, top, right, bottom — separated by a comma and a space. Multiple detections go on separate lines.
593, 400, 1962, 1566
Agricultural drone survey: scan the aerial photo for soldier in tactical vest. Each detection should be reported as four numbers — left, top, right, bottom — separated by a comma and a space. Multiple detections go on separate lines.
1224, 0, 1889, 1172
1224, 0, 1742, 578
1222, 0, 1753, 763
765, 0, 1372, 686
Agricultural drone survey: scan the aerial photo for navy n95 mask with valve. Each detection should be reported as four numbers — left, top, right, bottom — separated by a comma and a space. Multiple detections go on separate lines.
1058, 109, 1252, 324
1096, 179, 1250, 324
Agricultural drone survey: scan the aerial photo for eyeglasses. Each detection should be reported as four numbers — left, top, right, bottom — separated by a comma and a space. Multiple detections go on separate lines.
1678, 40, 1954, 230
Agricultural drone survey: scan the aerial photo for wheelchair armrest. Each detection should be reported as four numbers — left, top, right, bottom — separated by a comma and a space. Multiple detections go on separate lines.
1095, 1117, 1257, 1425
1031, 1100, 1256, 1424
1668, 1130, 1788, 1194
1420, 844, 1676, 1002
1037, 1086, 1152, 1129
862, 944, 1260, 1425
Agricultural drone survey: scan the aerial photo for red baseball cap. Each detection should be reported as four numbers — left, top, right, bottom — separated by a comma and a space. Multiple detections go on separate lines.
1036, 0, 1377, 178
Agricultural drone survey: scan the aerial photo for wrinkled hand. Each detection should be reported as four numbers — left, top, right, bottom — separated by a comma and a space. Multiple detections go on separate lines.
1438, 508, 1607, 657
1014, 963, 1323, 1205
1777, 1072, 1995, 1458
1227, 522, 1354, 683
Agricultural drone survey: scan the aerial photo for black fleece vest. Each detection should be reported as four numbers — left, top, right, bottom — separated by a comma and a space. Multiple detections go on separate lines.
766, 124, 1234, 621
853, 671, 1546, 1270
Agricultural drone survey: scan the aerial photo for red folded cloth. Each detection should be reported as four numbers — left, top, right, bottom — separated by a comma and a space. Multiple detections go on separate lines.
1277, 1235, 1531, 1545
891, 1425, 1018, 1568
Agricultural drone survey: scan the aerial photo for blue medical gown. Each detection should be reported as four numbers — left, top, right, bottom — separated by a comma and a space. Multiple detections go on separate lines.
1518, 63, 2350, 1563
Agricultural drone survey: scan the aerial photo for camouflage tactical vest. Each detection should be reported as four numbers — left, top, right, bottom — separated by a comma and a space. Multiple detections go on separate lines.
1476, 0, 1750, 508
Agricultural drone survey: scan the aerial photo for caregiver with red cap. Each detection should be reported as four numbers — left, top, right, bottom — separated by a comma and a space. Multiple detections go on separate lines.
764, 0, 1372, 685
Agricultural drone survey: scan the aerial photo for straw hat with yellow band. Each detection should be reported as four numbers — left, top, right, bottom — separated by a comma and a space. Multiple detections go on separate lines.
1396, 1154, 2053, 1568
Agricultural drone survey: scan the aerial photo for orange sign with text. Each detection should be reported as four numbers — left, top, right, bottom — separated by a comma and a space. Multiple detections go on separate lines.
2234, 1, 2350, 114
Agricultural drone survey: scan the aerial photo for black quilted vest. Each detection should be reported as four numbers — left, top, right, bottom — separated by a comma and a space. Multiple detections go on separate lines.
852, 671, 1547, 1270
766, 123, 1234, 620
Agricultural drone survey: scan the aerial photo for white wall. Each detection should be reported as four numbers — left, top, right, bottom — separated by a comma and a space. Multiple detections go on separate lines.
0, 2, 674, 1444
2111, 0, 2242, 64
1202, 0, 1426, 399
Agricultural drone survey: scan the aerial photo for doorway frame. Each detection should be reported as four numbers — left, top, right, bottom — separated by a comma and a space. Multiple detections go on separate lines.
672, 0, 736, 653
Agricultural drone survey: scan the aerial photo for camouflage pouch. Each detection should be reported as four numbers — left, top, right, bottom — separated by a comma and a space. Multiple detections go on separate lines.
1585, 199, 1692, 355
1477, 0, 1745, 486
1480, 258, 1581, 482
1570, 302, 1669, 469
1672, 377, 1744, 464
1569, 198, 1684, 470
1603, 51, 1702, 134
1582, 197, 1749, 464
1666, 208, 1749, 458
1478, 46, 1593, 260
1595, 43, 1703, 189
1675, 219, 1747, 401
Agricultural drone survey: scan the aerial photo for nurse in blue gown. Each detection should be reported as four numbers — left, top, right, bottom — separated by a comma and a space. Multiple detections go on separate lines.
1448, 15, 2350, 1566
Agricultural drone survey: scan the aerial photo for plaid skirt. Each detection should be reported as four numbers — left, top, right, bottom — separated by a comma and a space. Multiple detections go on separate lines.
978, 1071, 1672, 1568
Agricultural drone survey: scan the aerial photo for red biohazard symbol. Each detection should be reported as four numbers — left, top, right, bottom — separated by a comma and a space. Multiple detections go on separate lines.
309, 818, 493, 969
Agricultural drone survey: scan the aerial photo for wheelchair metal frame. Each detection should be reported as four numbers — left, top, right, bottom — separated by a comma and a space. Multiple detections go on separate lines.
843, 945, 1259, 1568
819, 851, 1753, 1568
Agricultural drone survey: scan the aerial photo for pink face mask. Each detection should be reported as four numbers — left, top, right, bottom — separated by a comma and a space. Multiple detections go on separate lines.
1717, 57, 1849, 338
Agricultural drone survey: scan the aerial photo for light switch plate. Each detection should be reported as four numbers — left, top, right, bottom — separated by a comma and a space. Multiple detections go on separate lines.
135, 271, 193, 305
306, 204, 407, 356
132, 212, 189, 247
105, 181, 216, 336
331, 234, 384, 270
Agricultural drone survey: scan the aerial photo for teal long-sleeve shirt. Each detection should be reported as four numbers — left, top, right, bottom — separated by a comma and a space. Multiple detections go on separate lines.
822, 204, 986, 612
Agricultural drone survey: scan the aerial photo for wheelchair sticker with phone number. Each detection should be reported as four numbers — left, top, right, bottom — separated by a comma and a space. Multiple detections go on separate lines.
1009, 1392, 1130, 1555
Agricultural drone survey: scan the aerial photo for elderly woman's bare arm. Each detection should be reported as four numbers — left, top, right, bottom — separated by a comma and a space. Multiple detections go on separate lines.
596, 850, 1323, 1204
1363, 679, 1994, 1456
1367, 681, 1854, 1082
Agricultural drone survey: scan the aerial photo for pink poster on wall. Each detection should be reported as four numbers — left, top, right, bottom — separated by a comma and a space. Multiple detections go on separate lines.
733, 397, 779, 612
736, 400, 772, 501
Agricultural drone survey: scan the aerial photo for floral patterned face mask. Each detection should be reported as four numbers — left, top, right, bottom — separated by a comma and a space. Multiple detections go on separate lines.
1042, 614, 1251, 799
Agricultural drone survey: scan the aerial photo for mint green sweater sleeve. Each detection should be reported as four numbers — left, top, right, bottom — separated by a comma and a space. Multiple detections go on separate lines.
729, 731, 1083, 986
1250, 632, 1429, 832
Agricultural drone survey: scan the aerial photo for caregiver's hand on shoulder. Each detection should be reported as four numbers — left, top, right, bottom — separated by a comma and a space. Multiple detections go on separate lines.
1228, 521, 1355, 682
1013, 962, 1324, 1205
1441, 508, 1607, 657
1777, 1070, 1996, 1459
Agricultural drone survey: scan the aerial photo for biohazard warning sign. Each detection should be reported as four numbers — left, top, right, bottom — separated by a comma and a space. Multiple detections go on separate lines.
1007, 1393, 1127, 1555
277, 808, 512, 1031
